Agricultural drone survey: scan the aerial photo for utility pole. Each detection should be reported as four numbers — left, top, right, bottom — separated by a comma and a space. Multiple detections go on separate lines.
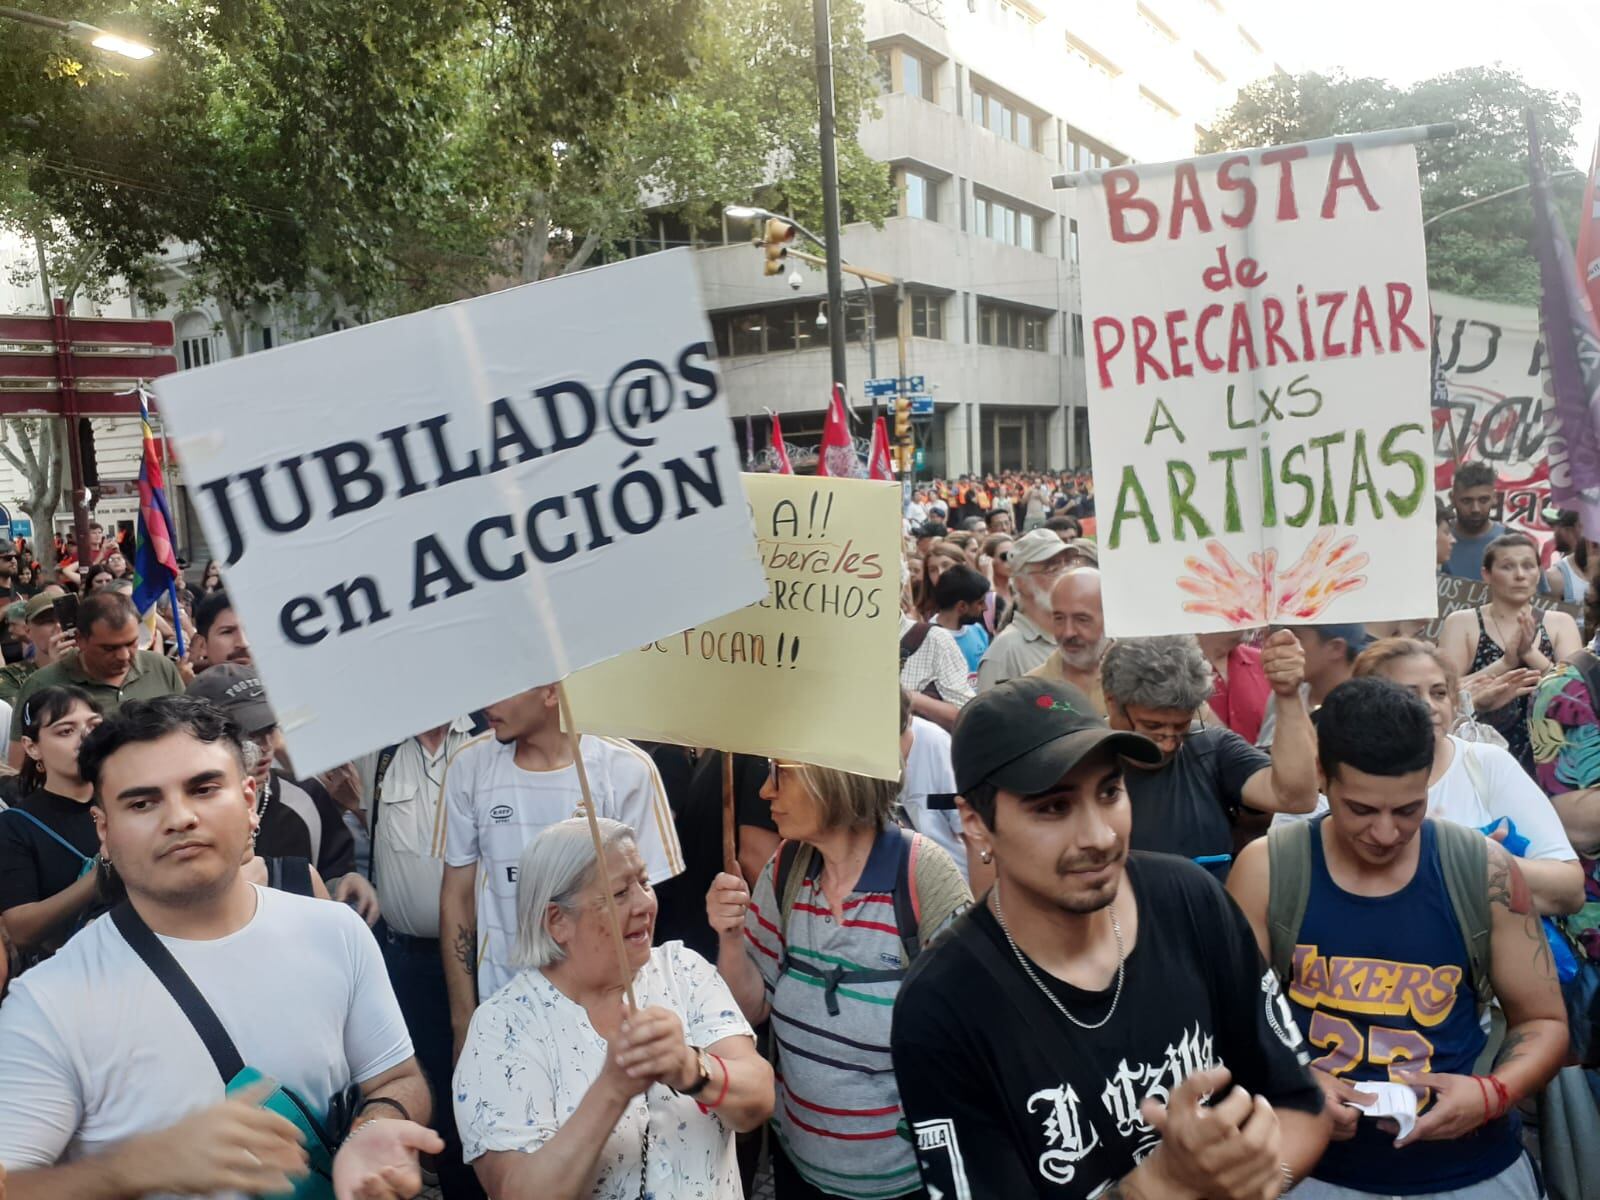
812, 0, 848, 396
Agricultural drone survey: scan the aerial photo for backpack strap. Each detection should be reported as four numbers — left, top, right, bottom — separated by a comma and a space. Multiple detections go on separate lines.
4, 808, 91, 866
367, 741, 401, 889
1458, 741, 1490, 811
899, 622, 933, 667
110, 901, 246, 1083
1431, 818, 1494, 1014
1265, 820, 1314, 984
891, 829, 921, 969
774, 839, 812, 943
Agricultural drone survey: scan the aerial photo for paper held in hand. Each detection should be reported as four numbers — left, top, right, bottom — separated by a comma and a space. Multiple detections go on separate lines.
155, 251, 766, 776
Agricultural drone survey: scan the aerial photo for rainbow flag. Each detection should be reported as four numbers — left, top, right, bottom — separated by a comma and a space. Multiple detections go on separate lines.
130, 389, 184, 654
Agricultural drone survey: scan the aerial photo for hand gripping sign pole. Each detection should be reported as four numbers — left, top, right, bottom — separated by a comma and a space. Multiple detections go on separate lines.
557, 683, 639, 1011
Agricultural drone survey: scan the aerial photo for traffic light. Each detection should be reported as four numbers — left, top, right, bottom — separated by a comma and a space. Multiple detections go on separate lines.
894, 396, 911, 444
762, 217, 795, 276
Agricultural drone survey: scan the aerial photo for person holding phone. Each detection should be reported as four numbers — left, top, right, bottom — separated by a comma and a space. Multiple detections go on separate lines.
6, 591, 184, 770
0, 687, 106, 967
0, 696, 440, 1200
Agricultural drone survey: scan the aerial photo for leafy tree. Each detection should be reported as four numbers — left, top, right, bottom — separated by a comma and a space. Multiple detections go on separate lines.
1201, 68, 1584, 304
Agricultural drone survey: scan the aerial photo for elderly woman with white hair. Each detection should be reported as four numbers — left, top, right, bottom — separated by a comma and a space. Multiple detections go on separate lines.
453, 817, 773, 1199
1102, 632, 1318, 872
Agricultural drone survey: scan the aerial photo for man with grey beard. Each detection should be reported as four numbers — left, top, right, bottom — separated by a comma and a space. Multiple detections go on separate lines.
1028, 568, 1109, 715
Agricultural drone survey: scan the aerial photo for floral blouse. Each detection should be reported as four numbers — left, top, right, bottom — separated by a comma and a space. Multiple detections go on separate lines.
1529, 665, 1600, 958
453, 940, 753, 1199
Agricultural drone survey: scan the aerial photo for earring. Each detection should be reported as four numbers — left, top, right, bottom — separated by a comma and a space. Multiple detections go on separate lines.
979, 849, 993, 864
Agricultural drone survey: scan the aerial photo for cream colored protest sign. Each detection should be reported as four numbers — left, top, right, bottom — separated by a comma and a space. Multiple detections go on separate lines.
564, 474, 902, 779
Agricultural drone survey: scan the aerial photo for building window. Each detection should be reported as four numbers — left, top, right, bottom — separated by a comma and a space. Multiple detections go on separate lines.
977, 301, 1047, 351
875, 49, 892, 94
902, 169, 939, 220
970, 83, 1041, 151
1137, 3, 1176, 43
1071, 314, 1084, 356
972, 190, 1043, 251
900, 51, 936, 102
1141, 87, 1178, 121
711, 295, 894, 358
1065, 34, 1120, 81
1069, 218, 1080, 263
912, 294, 944, 340
180, 336, 213, 370
1194, 51, 1225, 84
1066, 129, 1124, 172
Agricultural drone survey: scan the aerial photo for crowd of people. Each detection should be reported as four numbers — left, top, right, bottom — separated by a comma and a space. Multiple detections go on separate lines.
0, 464, 1594, 1200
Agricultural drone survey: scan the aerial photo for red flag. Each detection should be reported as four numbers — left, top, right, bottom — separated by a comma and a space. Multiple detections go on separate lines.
816, 384, 858, 478
1579, 126, 1600, 319
769, 412, 794, 475
868, 416, 894, 480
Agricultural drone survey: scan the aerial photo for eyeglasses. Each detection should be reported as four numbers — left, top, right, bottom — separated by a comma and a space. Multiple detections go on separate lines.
767, 759, 804, 787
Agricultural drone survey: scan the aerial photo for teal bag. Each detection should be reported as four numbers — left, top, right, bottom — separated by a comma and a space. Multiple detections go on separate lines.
111, 903, 354, 1199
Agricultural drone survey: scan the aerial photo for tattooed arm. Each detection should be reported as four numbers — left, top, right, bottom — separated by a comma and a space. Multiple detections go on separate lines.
1483, 840, 1567, 1104
440, 862, 480, 1067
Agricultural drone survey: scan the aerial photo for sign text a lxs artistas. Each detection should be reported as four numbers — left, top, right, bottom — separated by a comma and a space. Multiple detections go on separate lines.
155, 251, 765, 776
1076, 137, 1436, 635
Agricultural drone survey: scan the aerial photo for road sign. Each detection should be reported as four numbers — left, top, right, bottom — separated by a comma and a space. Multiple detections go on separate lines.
865, 377, 898, 398
910, 395, 934, 417
0, 309, 176, 416
10, 518, 32, 540
866, 375, 927, 398
902, 374, 925, 393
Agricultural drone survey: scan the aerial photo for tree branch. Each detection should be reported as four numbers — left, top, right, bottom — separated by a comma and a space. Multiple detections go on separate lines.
560, 230, 601, 276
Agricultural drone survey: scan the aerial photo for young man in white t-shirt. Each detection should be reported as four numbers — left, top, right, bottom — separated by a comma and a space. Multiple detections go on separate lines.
438, 685, 682, 1061
0, 695, 442, 1200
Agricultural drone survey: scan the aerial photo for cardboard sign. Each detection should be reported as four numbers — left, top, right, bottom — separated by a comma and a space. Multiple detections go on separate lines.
564, 475, 902, 780
1078, 139, 1435, 635
1431, 293, 1552, 535
1420, 573, 1583, 642
155, 252, 765, 775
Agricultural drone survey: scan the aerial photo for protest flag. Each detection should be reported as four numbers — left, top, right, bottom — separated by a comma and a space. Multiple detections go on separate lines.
868, 416, 895, 480
129, 389, 185, 655
769, 411, 795, 474
1528, 116, 1600, 542
1578, 125, 1600, 320
816, 384, 858, 478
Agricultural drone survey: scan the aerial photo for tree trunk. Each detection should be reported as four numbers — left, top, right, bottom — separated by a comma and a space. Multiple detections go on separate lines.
0, 420, 63, 573
217, 297, 247, 359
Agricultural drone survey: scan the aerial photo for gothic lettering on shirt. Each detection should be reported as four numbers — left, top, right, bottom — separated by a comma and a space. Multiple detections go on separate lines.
1029, 1083, 1101, 1184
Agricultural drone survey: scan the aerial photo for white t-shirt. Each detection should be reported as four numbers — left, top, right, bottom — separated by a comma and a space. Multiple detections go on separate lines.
440, 734, 684, 1000
901, 717, 967, 880
1430, 737, 1577, 861
0, 886, 412, 1188
1272, 738, 1578, 863
454, 940, 752, 1199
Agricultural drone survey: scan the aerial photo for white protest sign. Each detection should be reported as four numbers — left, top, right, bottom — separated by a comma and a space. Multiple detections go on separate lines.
155, 251, 765, 775
1078, 138, 1435, 635
1431, 292, 1551, 534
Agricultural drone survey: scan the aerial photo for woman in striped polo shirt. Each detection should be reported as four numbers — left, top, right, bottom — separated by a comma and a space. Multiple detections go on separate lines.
707, 760, 970, 1200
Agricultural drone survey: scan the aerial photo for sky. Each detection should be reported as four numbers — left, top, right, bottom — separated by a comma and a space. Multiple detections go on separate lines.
1237, 0, 1600, 166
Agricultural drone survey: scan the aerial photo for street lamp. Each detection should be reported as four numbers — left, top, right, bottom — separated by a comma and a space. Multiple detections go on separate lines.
0, 6, 155, 58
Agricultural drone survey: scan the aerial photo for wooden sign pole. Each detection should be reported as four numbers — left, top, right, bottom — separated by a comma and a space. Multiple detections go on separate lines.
557, 683, 637, 1010
721, 752, 738, 877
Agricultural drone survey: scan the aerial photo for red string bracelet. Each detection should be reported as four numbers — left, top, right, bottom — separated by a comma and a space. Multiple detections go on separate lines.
703, 1054, 731, 1111
1487, 1075, 1512, 1121
1472, 1075, 1491, 1122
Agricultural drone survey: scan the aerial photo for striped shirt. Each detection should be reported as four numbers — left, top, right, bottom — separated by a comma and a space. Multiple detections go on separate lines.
440, 734, 683, 1000
745, 828, 967, 1200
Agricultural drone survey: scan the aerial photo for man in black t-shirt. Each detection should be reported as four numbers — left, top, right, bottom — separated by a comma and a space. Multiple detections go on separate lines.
1101, 634, 1319, 865
892, 677, 1329, 1200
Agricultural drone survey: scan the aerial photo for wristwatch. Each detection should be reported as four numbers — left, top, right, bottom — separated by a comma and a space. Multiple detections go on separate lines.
679, 1048, 712, 1097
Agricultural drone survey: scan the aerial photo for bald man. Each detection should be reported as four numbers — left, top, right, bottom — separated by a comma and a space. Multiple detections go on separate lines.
1026, 568, 1109, 714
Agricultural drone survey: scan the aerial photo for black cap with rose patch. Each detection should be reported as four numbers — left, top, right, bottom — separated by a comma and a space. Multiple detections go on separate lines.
951, 676, 1162, 796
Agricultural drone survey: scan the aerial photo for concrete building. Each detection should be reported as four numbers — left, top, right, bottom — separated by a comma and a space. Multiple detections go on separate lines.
690, 0, 1284, 475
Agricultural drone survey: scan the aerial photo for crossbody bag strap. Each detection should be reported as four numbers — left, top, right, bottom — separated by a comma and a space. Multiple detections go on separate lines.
4, 808, 90, 865
109, 901, 246, 1082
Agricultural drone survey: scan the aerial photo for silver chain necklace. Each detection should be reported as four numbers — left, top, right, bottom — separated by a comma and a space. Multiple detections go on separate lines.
991, 884, 1126, 1031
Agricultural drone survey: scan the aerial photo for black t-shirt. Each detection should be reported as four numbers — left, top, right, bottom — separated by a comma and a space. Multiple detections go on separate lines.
1125, 727, 1268, 860
648, 748, 776, 961
0, 789, 105, 957
891, 853, 1322, 1200
252, 771, 356, 881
